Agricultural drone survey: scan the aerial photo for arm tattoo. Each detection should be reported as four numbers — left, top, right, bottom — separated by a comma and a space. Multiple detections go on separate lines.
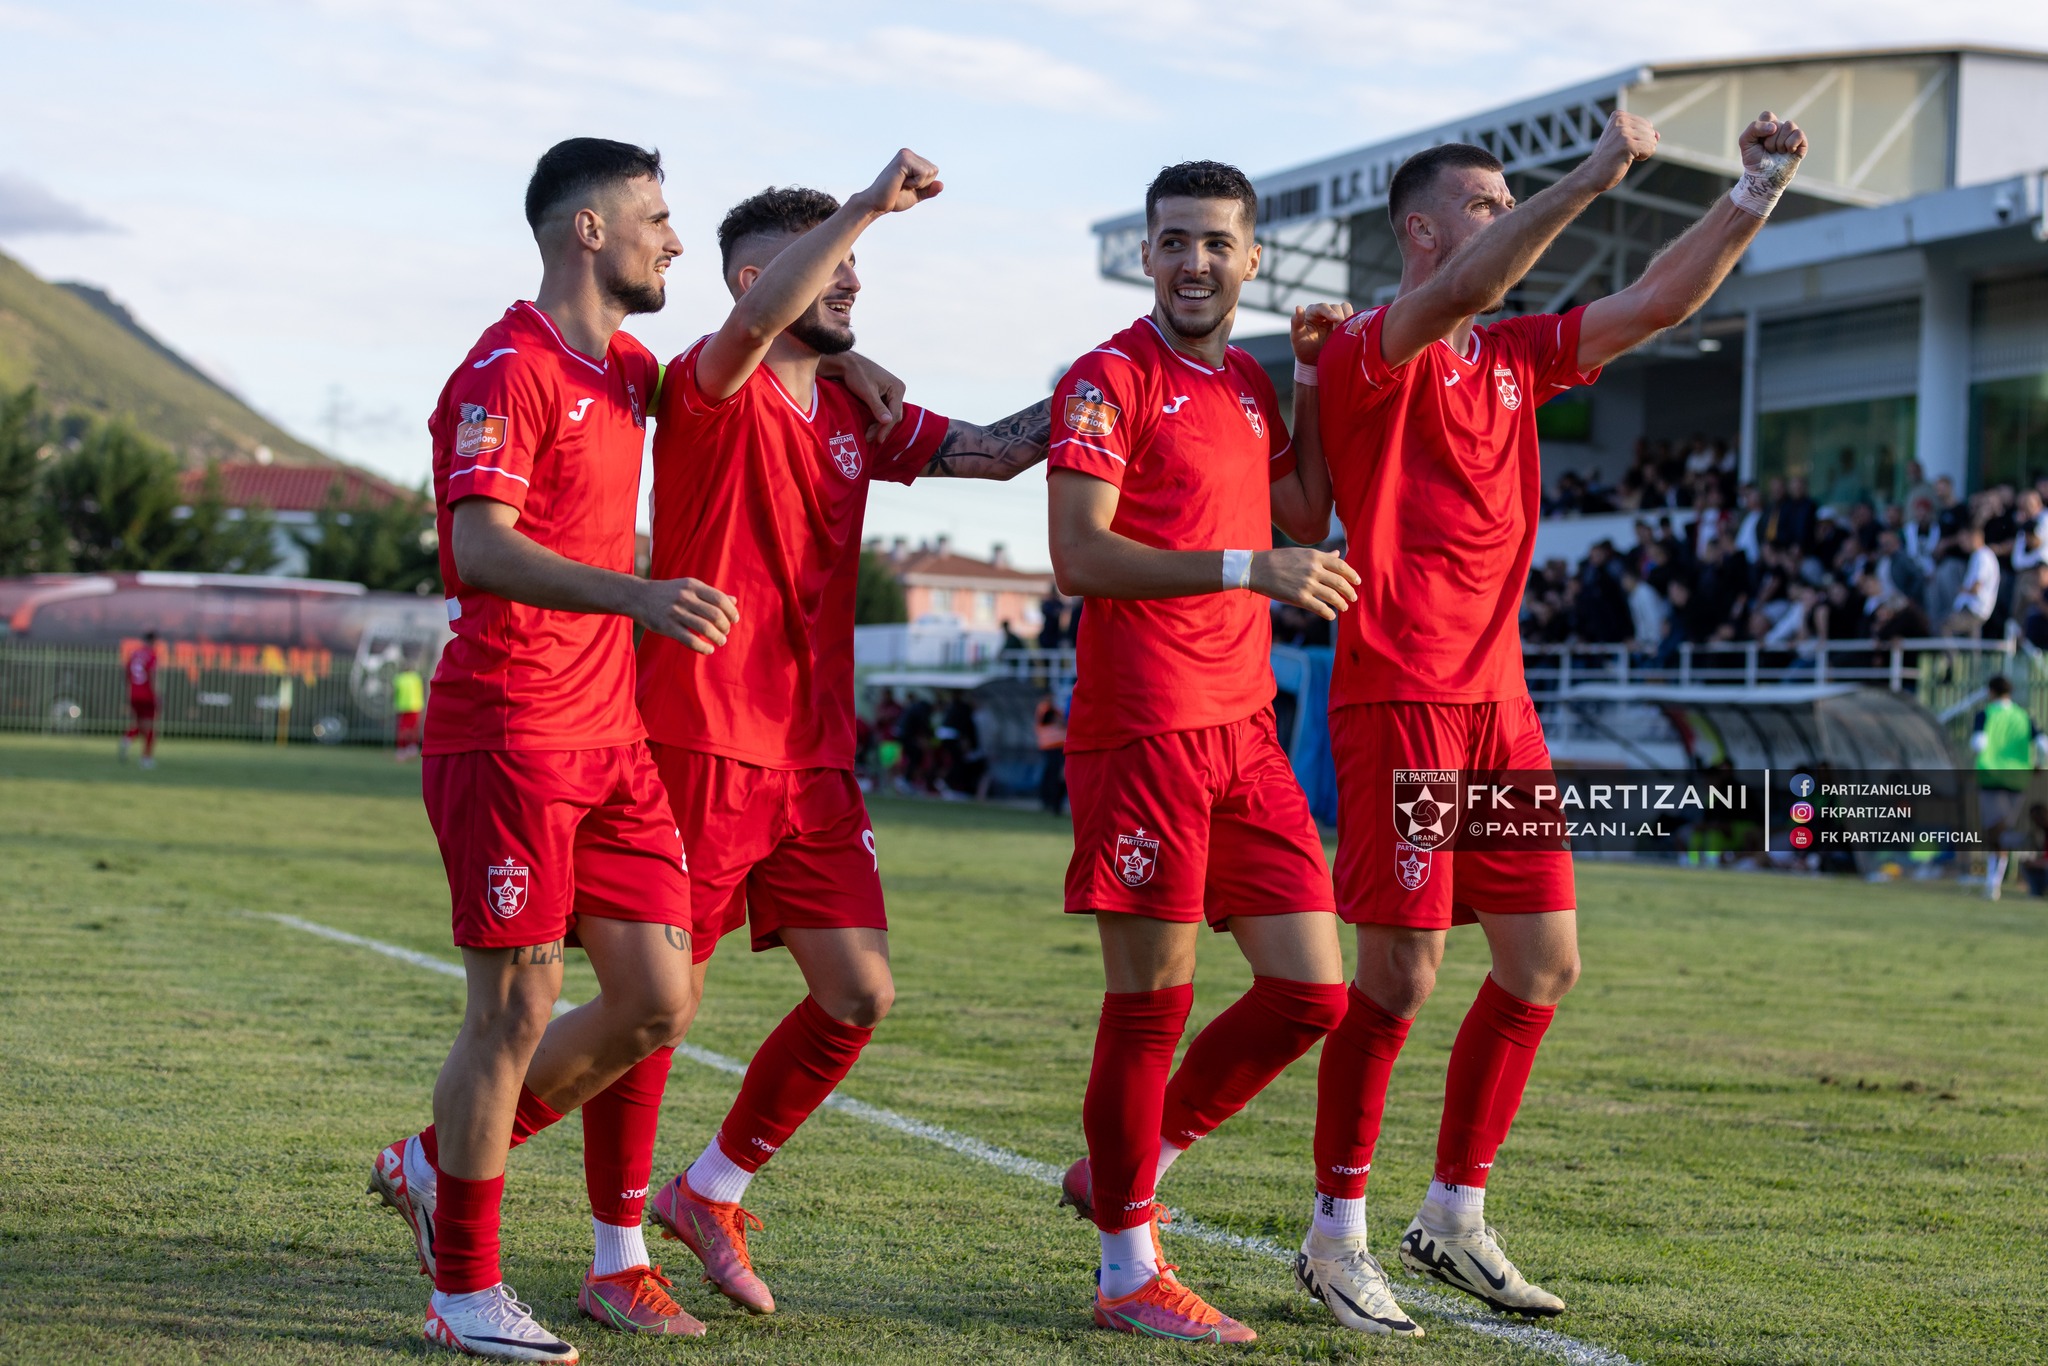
924, 397, 1054, 480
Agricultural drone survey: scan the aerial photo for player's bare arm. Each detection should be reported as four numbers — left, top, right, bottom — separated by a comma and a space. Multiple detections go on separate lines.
1269, 301, 1354, 544
696, 149, 942, 402
1049, 468, 1359, 619
1576, 113, 1807, 369
450, 498, 737, 653
1379, 111, 1658, 368
923, 397, 1055, 480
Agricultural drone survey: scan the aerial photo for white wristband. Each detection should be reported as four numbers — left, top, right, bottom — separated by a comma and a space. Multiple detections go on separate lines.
1293, 359, 1319, 387
1729, 152, 1794, 219
1222, 548, 1253, 591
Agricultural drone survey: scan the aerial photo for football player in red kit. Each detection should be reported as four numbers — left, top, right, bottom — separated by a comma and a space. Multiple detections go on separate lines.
1045, 160, 1375, 1344
120, 630, 159, 768
636, 149, 1054, 1315
1304, 110, 1806, 1326
367, 138, 741, 1361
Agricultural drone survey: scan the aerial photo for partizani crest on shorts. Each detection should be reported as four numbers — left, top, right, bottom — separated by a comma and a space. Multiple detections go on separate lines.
1392, 769, 1459, 852
828, 432, 862, 479
1114, 827, 1160, 887
486, 858, 530, 919
1494, 366, 1522, 410
1394, 839, 1432, 891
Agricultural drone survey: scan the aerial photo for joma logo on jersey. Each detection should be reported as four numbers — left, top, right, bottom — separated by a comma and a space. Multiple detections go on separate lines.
1063, 379, 1120, 436
1239, 393, 1264, 438
1114, 828, 1160, 887
828, 433, 862, 479
1392, 769, 1459, 851
486, 859, 530, 918
455, 403, 508, 457
1494, 367, 1521, 409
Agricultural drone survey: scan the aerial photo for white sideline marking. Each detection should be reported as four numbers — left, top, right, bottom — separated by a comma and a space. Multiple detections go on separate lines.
257, 912, 1633, 1365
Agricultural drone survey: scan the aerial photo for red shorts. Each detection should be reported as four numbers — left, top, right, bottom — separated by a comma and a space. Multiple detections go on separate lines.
1064, 710, 1334, 926
649, 744, 885, 965
422, 744, 691, 950
1332, 697, 1575, 931
129, 692, 157, 722
395, 711, 423, 746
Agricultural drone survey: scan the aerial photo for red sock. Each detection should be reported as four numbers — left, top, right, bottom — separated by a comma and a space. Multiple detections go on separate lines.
1435, 975, 1555, 1187
1160, 977, 1347, 1148
419, 1085, 564, 1169
1082, 983, 1193, 1232
716, 995, 872, 1172
583, 1047, 673, 1225
432, 1171, 505, 1294
1313, 984, 1414, 1197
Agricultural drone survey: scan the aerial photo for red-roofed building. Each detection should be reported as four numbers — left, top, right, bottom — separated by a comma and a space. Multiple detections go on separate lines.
178, 461, 419, 576
877, 536, 1054, 633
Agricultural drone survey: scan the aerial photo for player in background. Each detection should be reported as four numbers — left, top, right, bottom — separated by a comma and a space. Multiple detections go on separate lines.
392, 664, 426, 761
1046, 160, 1375, 1344
366, 137, 745, 1361
1305, 111, 1807, 1325
120, 630, 159, 768
637, 150, 1055, 1316
1971, 675, 2046, 900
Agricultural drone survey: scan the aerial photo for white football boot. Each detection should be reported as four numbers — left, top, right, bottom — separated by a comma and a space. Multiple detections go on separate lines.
1294, 1228, 1423, 1337
424, 1283, 579, 1363
1397, 1205, 1564, 1317
369, 1136, 437, 1277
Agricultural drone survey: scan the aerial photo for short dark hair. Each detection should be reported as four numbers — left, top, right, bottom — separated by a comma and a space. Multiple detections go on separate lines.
1989, 674, 2013, 698
718, 186, 841, 276
1145, 160, 1258, 233
1386, 142, 1504, 234
524, 138, 663, 232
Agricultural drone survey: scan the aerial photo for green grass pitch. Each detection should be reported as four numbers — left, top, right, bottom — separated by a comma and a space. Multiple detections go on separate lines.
1, 732, 2043, 1364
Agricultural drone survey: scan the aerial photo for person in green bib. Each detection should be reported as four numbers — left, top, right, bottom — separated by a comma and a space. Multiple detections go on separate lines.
1971, 675, 2045, 900
392, 667, 427, 761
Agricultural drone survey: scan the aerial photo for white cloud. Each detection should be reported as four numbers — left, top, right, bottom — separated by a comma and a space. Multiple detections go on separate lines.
0, 172, 116, 236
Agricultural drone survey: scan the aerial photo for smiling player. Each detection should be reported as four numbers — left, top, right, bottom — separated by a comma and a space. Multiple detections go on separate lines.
1044, 160, 1376, 1344
635, 150, 1055, 1314
1305, 110, 1806, 1327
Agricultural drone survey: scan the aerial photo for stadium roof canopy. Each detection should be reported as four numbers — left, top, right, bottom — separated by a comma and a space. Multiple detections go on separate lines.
1091, 47, 2048, 319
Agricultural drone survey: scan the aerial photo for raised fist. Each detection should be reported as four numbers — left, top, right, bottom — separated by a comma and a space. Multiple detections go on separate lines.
856, 148, 943, 216
1739, 111, 1807, 187
1291, 301, 1356, 364
1579, 111, 1659, 192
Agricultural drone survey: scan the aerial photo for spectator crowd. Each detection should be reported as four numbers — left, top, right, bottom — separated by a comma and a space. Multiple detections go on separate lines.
1525, 439, 2048, 665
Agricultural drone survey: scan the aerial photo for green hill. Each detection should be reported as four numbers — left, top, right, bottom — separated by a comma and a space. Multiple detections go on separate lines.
0, 249, 332, 467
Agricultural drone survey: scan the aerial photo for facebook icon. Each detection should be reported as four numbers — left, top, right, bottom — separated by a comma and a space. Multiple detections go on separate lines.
1789, 773, 1816, 799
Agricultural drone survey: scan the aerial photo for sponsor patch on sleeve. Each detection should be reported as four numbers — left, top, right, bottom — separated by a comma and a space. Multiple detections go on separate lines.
1062, 379, 1120, 437
455, 402, 508, 457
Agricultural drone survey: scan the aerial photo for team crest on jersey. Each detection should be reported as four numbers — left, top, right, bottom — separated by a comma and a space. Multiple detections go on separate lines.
1114, 827, 1160, 887
1238, 393, 1264, 438
1392, 769, 1458, 851
829, 433, 862, 479
486, 858, 530, 918
1063, 379, 1120, 436
1394, 839, 1432, 891
626, 379, 645, 428
1494, 367, 1521, 410
456, 402, 508, 457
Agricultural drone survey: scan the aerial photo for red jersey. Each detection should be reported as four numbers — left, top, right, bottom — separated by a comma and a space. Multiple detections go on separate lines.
637, 339, 949, 770
424, 301, 659, 755
126, 644, 157, 697
1049, 316, 1294, 752
1319, 304, 1600, 706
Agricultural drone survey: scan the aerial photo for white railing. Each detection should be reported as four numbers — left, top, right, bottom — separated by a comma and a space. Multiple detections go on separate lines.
1521, 638, 2019, 694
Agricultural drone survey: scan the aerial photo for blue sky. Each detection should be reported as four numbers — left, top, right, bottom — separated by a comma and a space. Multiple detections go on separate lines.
4, 1, 2046, 568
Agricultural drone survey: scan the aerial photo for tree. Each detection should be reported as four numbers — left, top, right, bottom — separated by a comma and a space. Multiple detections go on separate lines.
854, 546, 907, 624
0, 386, 64, 574
293, 479, 439, 594
36, 413, 279, 574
